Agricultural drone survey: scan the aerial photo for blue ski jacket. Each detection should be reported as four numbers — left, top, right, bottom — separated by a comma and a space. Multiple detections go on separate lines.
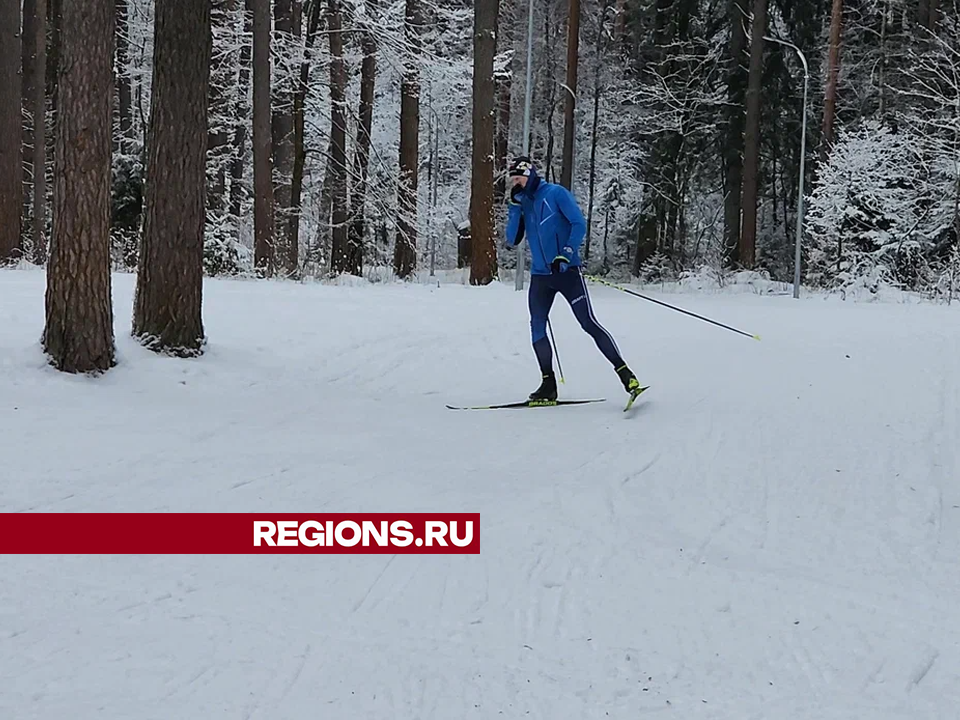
504, 168, 586, 275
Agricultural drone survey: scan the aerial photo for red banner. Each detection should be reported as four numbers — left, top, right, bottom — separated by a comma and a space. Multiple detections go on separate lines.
0, 513, 480, 554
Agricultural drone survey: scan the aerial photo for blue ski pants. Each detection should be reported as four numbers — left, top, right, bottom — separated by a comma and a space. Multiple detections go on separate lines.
528, 267, 625, 374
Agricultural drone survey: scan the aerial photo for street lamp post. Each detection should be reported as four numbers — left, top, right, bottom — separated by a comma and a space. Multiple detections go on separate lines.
763, 35, 808, 299
515, 0, 535, 291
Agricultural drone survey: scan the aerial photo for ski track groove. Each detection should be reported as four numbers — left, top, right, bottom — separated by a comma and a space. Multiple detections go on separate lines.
352, 555, 396, 614
621, 451, 661, 486
5, 272, 960, 720
908, 647, 939, 690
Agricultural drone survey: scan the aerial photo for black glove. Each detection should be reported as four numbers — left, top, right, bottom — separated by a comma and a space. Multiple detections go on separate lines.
551, 254, 571, 273
509, 184, 523, 205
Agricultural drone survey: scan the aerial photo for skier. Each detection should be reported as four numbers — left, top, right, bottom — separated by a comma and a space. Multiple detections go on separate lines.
504, 156, 643, 402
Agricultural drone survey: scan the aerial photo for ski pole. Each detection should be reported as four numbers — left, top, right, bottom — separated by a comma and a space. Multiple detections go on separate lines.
546, 318, 564, 383
584, 274, 761, 341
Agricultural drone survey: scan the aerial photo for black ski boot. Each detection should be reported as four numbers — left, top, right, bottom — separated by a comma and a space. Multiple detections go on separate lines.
615, 364, 641, 394
529, 372, 558, 401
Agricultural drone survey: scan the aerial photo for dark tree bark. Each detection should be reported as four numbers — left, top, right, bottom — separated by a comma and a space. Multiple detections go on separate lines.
346, 0, 378, 276
723, 0, 747, 267
46, 0, 61, 120
229, 0, 253, 233
542, 12, 557, 182
494, 62, 512, 199
22, 0, 36, 246
253, 0, 276, 274
272, 0, 296, 273
290, 0, 323, 269
393, 0, 421, 278
116, 0, 133, 145
42, 0, 115, 373
133, 0, 212, 355
820, 0, 843, 164
0, 0, 22, 263
470, 0, 499, 285
584, 70, 602, 264
33, 0, 48, 264
560, 0, 581, 189
739, 0, 767, 270
328, 0, 349, 274
206, 0, 234, 218
584, 0, 612, 264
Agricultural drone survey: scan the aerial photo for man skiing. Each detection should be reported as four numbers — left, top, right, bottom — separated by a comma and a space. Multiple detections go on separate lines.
504, 156, 643, 403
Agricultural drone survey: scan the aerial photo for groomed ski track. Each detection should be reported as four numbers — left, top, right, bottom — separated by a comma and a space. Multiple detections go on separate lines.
2, 268, 960, 719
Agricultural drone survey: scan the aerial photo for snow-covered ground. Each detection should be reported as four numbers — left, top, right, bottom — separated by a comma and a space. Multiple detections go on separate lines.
2, 266, 960, 719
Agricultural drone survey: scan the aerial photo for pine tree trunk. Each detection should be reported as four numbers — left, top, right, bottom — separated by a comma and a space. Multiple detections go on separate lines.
347, 0, 378, 276
207, 0, 234, 219
393, 0, 421, 278
584, 0, 610, 265
116, 0, 133, 145
723, 0, 747, 267
253, 0, 276, 275
132, 0, 211, 356
820, 0, 843, 164
494, 65, 511, 199
470, 0, 499, 285
560, 0, 580, 189
229, 0, 253, 233
327, 0, 349, 274
272, 0, 296, 273
740, 0, 767, 270
46, 0, 61, 121
584, 79, 601, 264
42, 0, 115, 373
22, 0, 36, 249
33, 0, 47, 264
0, 0, 22, 264
290, 0, 323, 271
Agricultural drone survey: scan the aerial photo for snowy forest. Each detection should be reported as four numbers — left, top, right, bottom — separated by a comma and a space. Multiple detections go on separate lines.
1, 0, 959, 371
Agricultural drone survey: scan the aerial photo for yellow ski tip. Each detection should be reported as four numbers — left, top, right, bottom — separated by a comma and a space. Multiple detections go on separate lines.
753, 334, 761, 341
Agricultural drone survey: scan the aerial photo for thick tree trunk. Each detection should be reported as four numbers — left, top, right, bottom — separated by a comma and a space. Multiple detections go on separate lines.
42, 0, 115, 373
253, 0, 276, 274
739, 0, 767, 270
560, 0, 580, 189
723, 0, 747, 267
820, 0, 843, 164
33, 0, 48, 264
347, 0, 378, 276
1, 0, 23, 264
470, 0, 499, 285
133, 0, 212, 355
393, 0, 421, 278
327, 0, 349, 274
